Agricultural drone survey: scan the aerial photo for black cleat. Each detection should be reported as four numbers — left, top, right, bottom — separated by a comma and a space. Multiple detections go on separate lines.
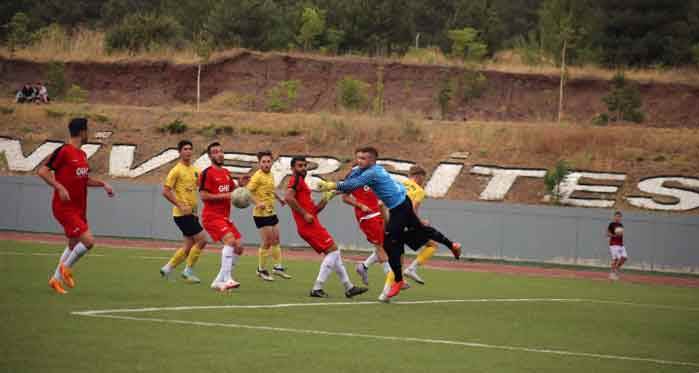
309, 289, 329, 298
345, 286, 369, 298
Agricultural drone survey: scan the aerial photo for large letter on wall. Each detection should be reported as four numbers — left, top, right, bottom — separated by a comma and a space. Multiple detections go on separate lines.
269, 156, 342, 190
377, 159, 415, 184
425, 162, 463, 198
626, 177, 699, 211
559, 171, 626, 208
0, 138, 100, 171
110, 145, 179, 178
470, 165, 546, 200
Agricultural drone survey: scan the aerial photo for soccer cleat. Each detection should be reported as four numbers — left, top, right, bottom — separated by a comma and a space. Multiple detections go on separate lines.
160, 266, 172, 280
449, 242, 462, 260
355, 263, 369, 285
59, 263, 75, 288
401, 281, 411, 290
181, 268, 201, 284
49, 277, 67, 294
403, 268, 424, 285
345, 286, 369, 298
272, 267, 292, 279
309, 289, 329, 298
386, 280, 405, 298
378, 291, 390, 303
257, 269, 275, 281
224, 279, 241, 289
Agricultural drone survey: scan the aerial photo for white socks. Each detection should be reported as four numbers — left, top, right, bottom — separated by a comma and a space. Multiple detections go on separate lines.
408, 260, 419, 271
53, 246, 71, 280
363, 251, 378, 268
64, 242, 88, 268
332, 250, 354, 291
215, 245, 238, 282
314, 250, 354, 291
313, 250, 336, 290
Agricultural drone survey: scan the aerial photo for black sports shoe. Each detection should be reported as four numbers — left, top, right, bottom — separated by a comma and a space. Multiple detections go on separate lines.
309, 289, 329, 298
345, 286, 369, 298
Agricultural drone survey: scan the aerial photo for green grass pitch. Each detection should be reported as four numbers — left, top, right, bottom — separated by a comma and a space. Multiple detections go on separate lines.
1, 240, 698, 373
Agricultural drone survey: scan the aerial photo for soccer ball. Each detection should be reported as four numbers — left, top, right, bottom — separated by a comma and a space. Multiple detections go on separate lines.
231, 188, 252, 209
614, 227, 624, 235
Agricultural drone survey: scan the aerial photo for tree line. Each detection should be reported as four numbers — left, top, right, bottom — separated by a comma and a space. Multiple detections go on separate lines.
2, 0, 699, 67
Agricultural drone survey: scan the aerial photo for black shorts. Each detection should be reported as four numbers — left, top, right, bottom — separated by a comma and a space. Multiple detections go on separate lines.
174, 215, 204, 237
254, 215, 279, 229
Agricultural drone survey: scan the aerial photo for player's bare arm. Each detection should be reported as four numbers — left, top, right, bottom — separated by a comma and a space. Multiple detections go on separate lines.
88, 177, 114, 197
162, 185, 191, 215
200, 190, 233, 201
37, 163, 70, 201
342, 194, 371, 213
285, 188, 313, 223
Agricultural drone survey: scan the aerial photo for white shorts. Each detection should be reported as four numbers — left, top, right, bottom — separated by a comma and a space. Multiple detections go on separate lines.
609, 245, 628, 260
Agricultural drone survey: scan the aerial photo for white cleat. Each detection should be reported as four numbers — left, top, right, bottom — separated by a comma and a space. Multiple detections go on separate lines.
355, 263, 369, 285
224, 279, 241, 289
257, 269, 275, 281
378, 292, 391, 303
403, 268, 424, 285
210, 279, 240, 292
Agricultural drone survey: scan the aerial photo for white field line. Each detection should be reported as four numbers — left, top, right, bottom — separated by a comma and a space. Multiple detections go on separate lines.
71, 299, 699, 369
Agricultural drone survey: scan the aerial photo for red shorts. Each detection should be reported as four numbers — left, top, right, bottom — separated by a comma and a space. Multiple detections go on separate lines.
53, 208, 88, 238
297, 219, 335, 254
203, 218, 241, 243
359, 215, 384, 246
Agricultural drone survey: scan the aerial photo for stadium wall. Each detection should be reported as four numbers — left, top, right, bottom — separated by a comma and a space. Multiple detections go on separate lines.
1, 176, 697, 273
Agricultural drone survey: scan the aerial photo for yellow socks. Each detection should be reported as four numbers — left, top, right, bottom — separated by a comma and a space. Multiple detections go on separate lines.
167, 248, 187, 269
271, 244, 283, 268
258, 246, 271, 270
185, 244, 202, 268
416, 244, 437, 266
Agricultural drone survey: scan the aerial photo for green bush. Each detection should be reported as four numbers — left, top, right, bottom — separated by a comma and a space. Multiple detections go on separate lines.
105, 13, 184, 54
266, 80, 300, 112
7, 12, 32, 52
337, 77, 369, 111
159, 119, 188, 134
65, 85, 89, 103
591, 113, 609, 126
601, 72, 644, 123
544, 160, 571, 204
460, 70, 487, 104
436, 78, 455, 120
447, 27, 487, 61
46, 61, 67, 99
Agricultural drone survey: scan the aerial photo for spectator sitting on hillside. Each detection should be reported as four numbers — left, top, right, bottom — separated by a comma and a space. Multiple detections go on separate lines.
15, 84, 37, 103
36, 82, 49, 103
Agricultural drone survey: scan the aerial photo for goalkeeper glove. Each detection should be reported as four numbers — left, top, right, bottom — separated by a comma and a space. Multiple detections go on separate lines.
317, 180, 337, 192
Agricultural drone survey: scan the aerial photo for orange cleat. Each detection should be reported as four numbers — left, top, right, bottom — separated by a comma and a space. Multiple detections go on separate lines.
386, 280, 405, 298
59, 263, 75, 288
49, 277, 67, 294
450, 242, 462, 260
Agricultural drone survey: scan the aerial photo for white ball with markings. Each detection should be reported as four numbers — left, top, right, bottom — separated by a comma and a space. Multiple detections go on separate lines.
614, 227, 624, 235
231, 188, 252, 209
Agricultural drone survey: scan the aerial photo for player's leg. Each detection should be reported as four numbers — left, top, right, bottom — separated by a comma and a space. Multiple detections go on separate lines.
49, 239, 75, 293
256, 226, 274, 281
616, 246, 628, 274
161, 237, 191, 279
207, 220, 243, 291
422, 225, 462, 259
404, 240, 438, 285
270, 223, 291, 279
59, 229, 95, 289
609, 246, 620, 280
355, 218, 384, 285
182, 231, 207, 283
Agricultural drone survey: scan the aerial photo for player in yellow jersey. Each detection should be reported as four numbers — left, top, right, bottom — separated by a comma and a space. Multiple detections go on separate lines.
159, 140, 208, 283
379, 165, 461, 298
247, 150, 292, 281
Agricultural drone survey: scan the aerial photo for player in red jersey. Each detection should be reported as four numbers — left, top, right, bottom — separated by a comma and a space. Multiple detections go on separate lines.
199, 142, 245, 292
341, 172, 390, 286
284, 156, 368, 298
37, 118, 114, 294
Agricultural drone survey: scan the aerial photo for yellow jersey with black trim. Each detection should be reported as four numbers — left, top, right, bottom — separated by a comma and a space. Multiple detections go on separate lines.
402, 178, 426, 205
164, 162, 199, 217
247, 169, 277, 217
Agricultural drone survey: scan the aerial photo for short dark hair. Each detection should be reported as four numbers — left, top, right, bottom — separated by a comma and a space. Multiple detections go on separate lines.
257, 150, 273, 160
355, 146, 378, 158
614, 211, 623, 216
177, 140, 193, 151
68, 118, 88, 137
290, 156, 306, 167
207, 142, 221, 155
408, 165, 426, 176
